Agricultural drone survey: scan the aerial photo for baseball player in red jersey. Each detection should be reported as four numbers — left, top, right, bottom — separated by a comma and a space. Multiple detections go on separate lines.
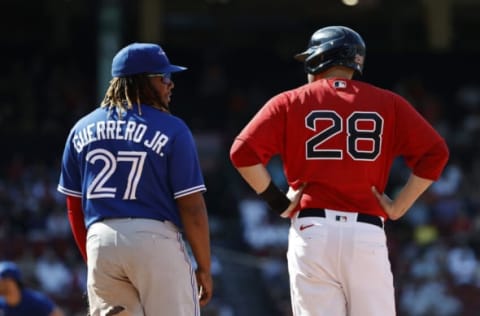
230, 26, 449, 316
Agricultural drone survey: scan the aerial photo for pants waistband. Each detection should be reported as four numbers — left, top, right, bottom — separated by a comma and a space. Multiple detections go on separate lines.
298, 208, 384, 229
96, 218, 179, 233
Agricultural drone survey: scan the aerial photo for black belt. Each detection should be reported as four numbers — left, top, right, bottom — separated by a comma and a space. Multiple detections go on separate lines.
298, 208, 384, 229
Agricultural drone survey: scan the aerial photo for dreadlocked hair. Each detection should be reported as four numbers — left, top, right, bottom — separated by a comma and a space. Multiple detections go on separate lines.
101, 75, 170, 116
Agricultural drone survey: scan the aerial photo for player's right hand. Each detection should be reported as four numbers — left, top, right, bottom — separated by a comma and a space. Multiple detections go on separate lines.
280, 183, 307, 218
195, 269, 213, 307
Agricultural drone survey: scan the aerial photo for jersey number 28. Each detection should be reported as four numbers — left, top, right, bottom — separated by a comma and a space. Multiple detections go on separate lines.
305, 110, 383, 161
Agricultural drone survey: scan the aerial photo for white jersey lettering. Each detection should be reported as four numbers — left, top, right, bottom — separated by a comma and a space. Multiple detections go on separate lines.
73, 120, 150, 153
144, 131, 169, 156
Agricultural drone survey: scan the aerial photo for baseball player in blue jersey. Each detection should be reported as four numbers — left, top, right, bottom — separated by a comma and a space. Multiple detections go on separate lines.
0, 261, 64, 316
57, 43, 213, 316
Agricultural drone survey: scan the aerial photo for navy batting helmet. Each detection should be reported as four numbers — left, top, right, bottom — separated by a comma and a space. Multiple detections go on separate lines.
294, 26, 366, 75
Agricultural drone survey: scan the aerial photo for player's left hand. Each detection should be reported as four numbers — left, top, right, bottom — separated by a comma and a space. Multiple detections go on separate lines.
280, 183, 307, 218
371, 186, 395, 219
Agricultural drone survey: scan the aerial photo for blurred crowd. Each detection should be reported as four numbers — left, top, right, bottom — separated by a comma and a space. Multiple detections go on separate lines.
1, 40, 480, 315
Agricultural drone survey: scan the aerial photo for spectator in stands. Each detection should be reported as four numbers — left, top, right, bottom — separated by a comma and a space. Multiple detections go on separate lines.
0, 261, 64, 316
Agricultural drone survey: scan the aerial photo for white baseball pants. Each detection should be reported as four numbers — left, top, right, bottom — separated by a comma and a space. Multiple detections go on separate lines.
287, 209, 396, 316
86, 218, 200, 316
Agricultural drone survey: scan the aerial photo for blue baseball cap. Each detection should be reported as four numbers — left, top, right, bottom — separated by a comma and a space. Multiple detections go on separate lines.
0, 261, 22, 283
111, 43, 187, 77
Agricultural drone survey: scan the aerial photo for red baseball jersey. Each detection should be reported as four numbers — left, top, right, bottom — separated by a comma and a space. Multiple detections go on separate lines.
230, 78, 449, 218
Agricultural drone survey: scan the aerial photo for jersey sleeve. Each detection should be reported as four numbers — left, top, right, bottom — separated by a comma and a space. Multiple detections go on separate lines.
230, 138, 263, 167
393, 94, 449, 180
231, 93, 287, 166
57, 129, 82, 197
66, 195, 87, 262
168, 128, 206, 199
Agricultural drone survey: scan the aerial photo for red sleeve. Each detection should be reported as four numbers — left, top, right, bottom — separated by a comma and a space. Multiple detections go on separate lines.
411, 140, 449, 180
393, 94, 449, 180
230, 93, 287, 166
230, 139, 263, 167
66, 195, 87, 263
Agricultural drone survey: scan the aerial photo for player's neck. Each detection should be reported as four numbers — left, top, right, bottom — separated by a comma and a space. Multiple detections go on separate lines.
310, 67, 354, 82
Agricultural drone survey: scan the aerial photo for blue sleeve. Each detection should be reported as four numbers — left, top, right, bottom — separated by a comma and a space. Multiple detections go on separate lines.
16, 290, 55, 316
169, 129, 206, 199
58, 129, 82, 197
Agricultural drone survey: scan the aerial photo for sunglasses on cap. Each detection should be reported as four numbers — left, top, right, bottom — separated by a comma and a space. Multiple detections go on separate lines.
147, 73, 172, 85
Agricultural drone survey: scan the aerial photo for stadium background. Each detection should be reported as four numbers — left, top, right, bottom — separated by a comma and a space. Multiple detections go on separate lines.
1, 0, 480, 315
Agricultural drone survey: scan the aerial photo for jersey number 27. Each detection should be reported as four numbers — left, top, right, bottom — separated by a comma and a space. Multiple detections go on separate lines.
86, 149, 147, 200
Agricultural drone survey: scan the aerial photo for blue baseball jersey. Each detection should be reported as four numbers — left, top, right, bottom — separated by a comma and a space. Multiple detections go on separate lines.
57, 105, 206, 228
0, 289, 55, 316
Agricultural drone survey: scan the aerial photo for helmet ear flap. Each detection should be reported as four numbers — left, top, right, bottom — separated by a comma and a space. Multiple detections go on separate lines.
305, 50, 333, 75
305, 49, 325, 72
304, 46, 342, 75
